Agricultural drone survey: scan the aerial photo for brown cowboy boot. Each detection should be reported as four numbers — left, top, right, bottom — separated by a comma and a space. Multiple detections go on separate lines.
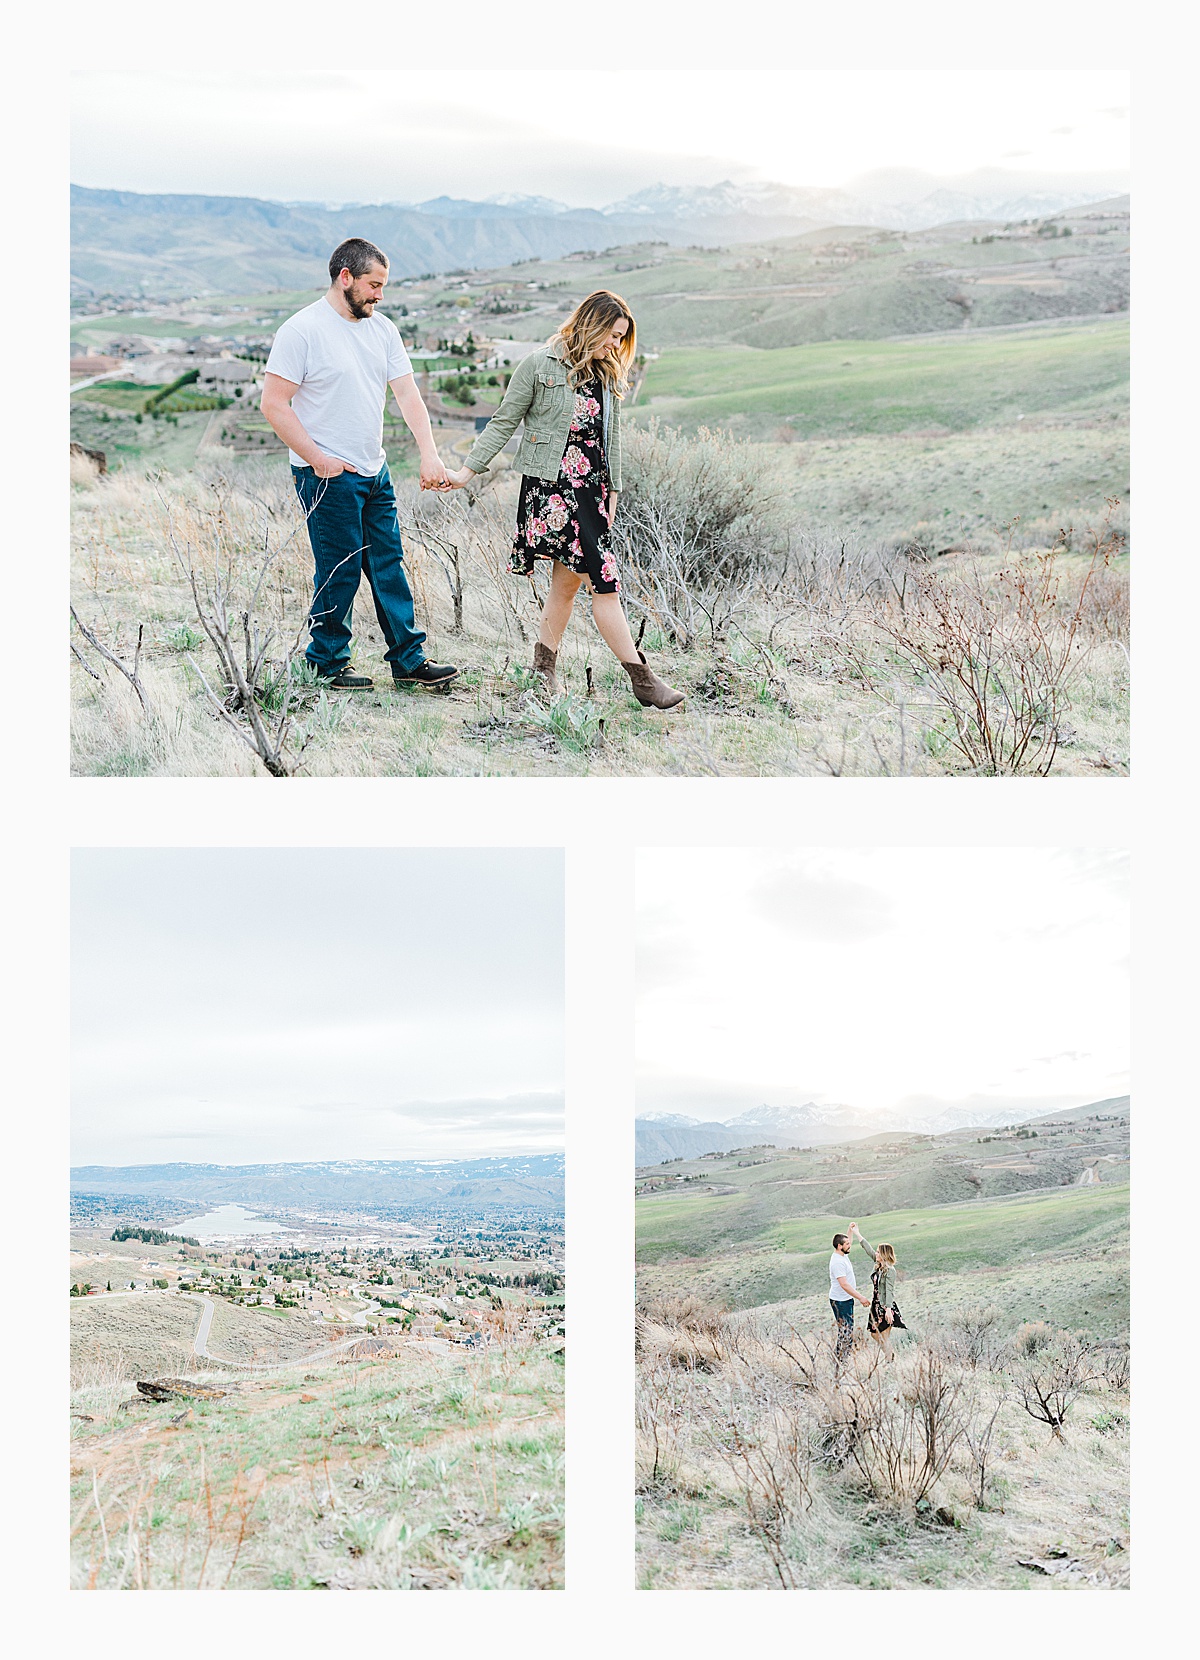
532, 641, 561, 696
622, 651, 685, 710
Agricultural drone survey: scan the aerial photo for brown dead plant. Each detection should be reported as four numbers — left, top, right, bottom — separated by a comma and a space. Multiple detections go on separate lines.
1013, 1332, 1096, 1440
872, 503, 1127, 775
704, 1377, 813, 1589
158, 478, 315, 778
822, 1346, 972, 1507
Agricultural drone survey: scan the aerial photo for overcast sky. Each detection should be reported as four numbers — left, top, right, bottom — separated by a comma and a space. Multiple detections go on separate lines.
71, 71, 1129, 205
72, 849, 563, 1166
637, 848, 1129, 1122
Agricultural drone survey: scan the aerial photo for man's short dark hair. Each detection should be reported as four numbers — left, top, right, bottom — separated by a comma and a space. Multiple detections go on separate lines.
329, 238, 389, 283
832, 1233, 849, 1251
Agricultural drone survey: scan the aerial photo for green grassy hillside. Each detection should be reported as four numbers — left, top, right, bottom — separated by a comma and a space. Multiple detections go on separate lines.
637, 1109, 1129, 1257
636, 318, 1128, 439
638, 1182, 1128, 1341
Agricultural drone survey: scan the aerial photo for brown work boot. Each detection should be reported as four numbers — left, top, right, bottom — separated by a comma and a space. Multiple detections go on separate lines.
532, 641, 561, 696
622, 651, 685, 710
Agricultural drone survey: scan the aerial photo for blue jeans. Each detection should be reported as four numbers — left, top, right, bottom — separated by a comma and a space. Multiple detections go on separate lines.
292, 464, 427, 676
830, 1298, 855, 1362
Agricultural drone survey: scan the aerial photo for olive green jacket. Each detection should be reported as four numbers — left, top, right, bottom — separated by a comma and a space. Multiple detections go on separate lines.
860, 1240, 895, 1308
463, 340, 624, 491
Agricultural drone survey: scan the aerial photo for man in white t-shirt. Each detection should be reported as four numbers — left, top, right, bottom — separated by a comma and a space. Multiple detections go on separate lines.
262, 237, 458, 689
828, 1231, 869, 1363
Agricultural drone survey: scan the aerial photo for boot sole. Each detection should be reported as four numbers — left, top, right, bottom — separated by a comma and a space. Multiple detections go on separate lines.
392, 671, 460, 692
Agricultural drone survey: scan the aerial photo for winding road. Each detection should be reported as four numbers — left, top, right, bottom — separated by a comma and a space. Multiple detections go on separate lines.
180, 1292, 382, 1374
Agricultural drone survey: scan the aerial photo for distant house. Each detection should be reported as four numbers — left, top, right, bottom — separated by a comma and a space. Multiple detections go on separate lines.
197, 359, 258, 388
70, 353, 123, 376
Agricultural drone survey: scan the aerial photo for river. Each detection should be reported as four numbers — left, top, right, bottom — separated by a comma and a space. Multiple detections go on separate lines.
163, 1202, 288, 1242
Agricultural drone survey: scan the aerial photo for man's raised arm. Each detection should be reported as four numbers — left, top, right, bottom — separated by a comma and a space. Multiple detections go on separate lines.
390, 375, 450, 491
260, 373, 351, 477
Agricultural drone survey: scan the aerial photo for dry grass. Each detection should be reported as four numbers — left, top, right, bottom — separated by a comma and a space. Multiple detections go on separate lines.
71, 1295, 206, 1387
69, 442, 1129, 778
70, 1329, 564, 1589
635, 1298, 1128, 1590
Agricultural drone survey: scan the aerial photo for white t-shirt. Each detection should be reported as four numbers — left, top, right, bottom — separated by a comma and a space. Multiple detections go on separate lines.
265, 298, 413, 476
829, 1250, 856, 1303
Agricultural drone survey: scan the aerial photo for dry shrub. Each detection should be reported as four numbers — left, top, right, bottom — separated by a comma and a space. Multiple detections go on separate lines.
636, 1295, 727, 1373
704, 1377, 813, 1588
614, 420, 789, 647
940, 1306, 1003, 1371
820, 1346, 972, 1506
71, 450, 102, 488
1013, 1320, 1056, 1357
1013, 1333, 1096, 1439
636, 1356, 696, 1489
1091, 1340, 1131, 1393
960, 1387, 1006, 1509
871, 505, 1126, 775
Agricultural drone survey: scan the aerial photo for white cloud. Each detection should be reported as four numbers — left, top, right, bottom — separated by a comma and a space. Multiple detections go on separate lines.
70, 70, 1129, 205
73, 849, 563, 1164
637, 847, 1128, 1119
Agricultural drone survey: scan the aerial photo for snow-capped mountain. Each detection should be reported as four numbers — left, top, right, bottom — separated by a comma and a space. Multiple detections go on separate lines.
602, 170, 1127, 231
635, 1094, 1129, 1164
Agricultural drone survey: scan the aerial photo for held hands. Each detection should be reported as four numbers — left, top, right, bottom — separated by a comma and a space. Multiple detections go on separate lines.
442, 466, 476, 489
419, 454, 452, 492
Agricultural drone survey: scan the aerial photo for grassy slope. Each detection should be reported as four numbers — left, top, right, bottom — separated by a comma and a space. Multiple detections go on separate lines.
637, 318, 1129, 437
637, 1182, 1128, 1335
780, 422, 1128, 547
70, 1342, 564, 1589
67, 224, 1129, 779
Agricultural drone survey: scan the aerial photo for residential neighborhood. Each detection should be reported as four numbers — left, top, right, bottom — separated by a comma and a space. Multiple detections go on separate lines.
70, 1204, 565, 1355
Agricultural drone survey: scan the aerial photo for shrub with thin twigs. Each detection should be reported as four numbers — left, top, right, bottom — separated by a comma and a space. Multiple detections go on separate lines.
1013, 1333, 1096, 1439
960, 1388, 1006, 1509
942, 1305, 1003, 1371
613, 420, 790, 648
704, 1377, 813, 1589
820, 1346, 972, 1506
157, 476, 316, 777
871, 504, 1127, 775
1092, 1340, 1131, 1393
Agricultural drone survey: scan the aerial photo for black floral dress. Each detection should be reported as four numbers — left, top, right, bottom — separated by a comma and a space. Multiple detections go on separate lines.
509, 376, 619, 594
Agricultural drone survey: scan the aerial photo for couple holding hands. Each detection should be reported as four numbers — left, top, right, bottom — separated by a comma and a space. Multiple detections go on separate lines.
828, 1221, 907, 1363
260, 236, 683, 708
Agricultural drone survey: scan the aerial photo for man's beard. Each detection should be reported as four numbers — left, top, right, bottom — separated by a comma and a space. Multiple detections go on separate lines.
345, 288, 376, 320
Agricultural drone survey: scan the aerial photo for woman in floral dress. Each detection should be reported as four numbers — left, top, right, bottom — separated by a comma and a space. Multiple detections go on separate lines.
446, 290, 683, 709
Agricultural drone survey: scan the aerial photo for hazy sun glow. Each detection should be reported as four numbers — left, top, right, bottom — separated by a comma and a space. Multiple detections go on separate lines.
637, 847, 1129, 1122
70, 70, 1129, 205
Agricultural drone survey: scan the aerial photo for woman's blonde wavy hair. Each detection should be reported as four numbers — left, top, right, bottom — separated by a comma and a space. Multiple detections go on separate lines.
876, 1243, 897, 1269
551, 289, 636, 395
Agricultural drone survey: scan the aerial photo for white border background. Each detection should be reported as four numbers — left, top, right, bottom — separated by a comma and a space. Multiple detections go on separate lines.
6, 4, 1193, 1651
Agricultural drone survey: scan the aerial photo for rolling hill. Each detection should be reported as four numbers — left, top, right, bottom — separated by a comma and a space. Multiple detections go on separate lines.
636, 1095, 1128, 1164
636, 1097, 1129, 1326
70, 174, 1128, 299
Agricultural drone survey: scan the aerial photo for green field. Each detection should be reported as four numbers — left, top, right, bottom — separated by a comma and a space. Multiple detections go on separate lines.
638, 1182, 1128, 1328
637, 318, 1129, 438
72, 380, 165, 410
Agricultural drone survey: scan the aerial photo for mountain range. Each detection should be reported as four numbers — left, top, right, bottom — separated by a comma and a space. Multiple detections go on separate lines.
71, 168, 1128, 298
68, 1156, 565, 1213
635, 1096, 1129, 1164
